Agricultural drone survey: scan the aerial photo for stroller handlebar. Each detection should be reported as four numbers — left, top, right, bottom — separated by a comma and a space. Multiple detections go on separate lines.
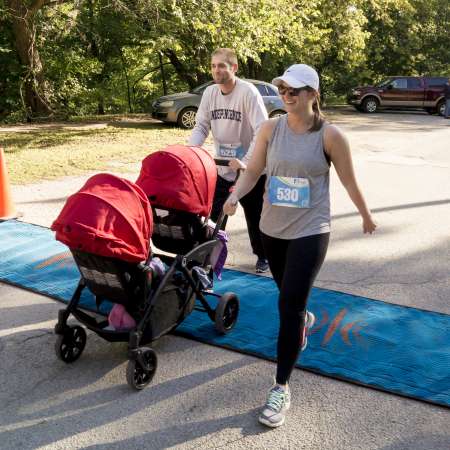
213, 158, 242, 183
214, 158, 231, 167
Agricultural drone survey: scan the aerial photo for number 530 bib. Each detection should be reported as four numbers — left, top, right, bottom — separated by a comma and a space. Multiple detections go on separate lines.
268, 176, 310, 208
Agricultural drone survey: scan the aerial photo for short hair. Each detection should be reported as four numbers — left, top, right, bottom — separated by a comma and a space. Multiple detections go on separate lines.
211, 48, 238, 66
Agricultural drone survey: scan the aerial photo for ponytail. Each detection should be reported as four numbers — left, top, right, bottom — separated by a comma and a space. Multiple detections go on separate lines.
307, 88, 325, 132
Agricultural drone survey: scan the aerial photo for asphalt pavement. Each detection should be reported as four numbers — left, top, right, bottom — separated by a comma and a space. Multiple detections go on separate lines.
1, 108, 449, 449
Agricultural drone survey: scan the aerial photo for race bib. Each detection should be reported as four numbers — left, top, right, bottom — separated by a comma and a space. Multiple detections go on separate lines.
268, 176, 310, 208
216, 143, 245, 160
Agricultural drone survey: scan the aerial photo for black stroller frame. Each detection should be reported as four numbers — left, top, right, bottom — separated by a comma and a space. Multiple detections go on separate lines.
54, 208, 239, 390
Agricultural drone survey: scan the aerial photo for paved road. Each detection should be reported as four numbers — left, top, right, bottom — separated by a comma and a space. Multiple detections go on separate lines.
1, 109, 449, 449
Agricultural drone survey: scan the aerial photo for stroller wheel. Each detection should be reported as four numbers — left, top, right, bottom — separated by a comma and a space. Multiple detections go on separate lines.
215, 292, 239, 334
126, 347, 157, 390
55, 325, 87, 363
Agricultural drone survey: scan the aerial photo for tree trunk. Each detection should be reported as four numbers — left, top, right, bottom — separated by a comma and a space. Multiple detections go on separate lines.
97, 98, 105, 115
158, 52, 168, 95
7, 0, 53, 117
163, 49, 198, 89
119, 48, 132, 113
85, 0, 106, 115
247, 58, 255, 79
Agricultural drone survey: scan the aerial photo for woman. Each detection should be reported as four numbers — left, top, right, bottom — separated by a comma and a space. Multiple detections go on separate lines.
223, 64, 377, 428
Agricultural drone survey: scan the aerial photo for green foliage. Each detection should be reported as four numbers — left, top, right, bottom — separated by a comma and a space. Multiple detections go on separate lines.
0, 0, 448, 121
361, 0, 449, 81
0, 19, 23, 120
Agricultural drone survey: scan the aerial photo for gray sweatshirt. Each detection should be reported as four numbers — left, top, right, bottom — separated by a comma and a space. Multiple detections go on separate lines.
188, 78, 268, 181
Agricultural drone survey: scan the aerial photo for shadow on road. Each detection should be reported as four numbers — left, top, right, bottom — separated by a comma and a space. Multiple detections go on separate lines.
0, 336, 254, 449
83, 407, 268, 450
333, 198, 450, 220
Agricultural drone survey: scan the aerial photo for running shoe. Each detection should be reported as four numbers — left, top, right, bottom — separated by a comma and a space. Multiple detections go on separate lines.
258, 384, 291, 428
301, 310, 315, 351
255, 258, 269, 273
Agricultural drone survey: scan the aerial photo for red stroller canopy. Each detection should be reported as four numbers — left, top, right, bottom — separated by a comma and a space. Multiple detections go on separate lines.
136, 145, 217, 217
51, 174, 153, 263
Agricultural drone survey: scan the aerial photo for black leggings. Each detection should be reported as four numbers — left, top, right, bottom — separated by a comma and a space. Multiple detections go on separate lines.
261, 232, 330, 385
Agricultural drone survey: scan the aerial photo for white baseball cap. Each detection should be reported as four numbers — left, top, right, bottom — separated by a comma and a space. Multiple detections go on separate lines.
272, 64, 320, 91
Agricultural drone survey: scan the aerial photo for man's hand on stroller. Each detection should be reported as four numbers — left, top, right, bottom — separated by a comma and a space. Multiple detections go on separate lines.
228, 158, 246, 171
223, 192, 239, 216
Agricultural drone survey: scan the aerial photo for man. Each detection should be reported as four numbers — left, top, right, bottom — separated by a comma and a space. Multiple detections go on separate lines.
188, 48, 269, 273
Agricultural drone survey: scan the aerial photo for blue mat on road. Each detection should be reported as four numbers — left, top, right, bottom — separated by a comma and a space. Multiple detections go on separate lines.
1, 220, 449, 408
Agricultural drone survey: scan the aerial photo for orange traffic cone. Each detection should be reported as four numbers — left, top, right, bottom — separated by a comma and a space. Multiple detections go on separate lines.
0, 148, 18, 220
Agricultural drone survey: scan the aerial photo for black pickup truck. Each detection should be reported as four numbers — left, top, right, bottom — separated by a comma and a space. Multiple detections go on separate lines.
347, 76, 448, 115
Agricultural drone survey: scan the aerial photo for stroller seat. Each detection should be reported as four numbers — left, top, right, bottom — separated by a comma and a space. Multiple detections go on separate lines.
72, 249, 149, 308
136, 144, 218, 255
151, 207, 212, 255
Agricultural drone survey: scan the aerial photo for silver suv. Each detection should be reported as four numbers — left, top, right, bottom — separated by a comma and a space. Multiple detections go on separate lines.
151, 79, 286, 129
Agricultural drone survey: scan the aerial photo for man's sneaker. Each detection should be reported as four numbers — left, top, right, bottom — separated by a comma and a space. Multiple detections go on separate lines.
255, 258, 269, 273
258, 384, 291, 428
301, 310, 316, 352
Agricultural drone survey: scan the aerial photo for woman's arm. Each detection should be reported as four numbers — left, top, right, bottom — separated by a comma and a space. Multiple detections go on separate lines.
324, 124, 377, 234
223, 119, 275, 216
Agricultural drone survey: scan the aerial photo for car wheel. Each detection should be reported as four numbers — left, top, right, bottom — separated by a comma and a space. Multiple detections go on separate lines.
269, 109, 286, 118
177, 107, 197, 129
437, 100, 445, 117
361, 97, 379, 113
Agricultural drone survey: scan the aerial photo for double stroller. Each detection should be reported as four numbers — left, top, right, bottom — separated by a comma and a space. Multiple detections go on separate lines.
51, 145, 239, 390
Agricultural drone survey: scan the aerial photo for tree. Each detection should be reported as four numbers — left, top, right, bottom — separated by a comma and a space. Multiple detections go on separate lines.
4, 0, 57, 117
1, 0, 448, 120
0, 14, 22, 118
360, 0, 449, 80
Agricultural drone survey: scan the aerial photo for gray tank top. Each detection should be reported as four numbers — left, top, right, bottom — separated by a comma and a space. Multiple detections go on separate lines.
259, 115, 331, 239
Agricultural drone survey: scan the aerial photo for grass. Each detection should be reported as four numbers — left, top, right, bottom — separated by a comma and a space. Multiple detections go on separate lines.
0, 108, 353, 185
0, 116, 205, 184
323, 95, 347, 107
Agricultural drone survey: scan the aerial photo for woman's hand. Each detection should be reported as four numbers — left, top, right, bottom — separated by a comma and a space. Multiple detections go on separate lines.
363, 215, 377, 234
223, 193, 239, 216
228, 158, 246, 171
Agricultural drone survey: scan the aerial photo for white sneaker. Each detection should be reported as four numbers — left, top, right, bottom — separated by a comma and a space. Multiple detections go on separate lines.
258, 384, 291, 428
301, 310, 315, 351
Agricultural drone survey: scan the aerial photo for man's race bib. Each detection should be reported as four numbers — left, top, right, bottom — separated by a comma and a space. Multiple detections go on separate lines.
268, 176, 310, 208
216, 143, 245, 160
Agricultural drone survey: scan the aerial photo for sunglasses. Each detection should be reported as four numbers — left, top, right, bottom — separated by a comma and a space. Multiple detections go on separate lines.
278, 86, 309, 96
